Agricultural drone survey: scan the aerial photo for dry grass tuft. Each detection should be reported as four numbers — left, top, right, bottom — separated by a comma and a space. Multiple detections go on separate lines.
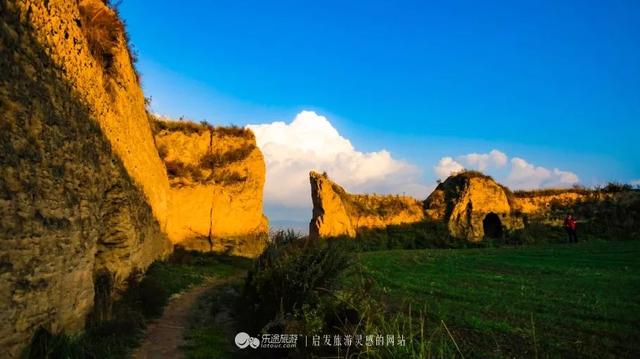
199, 144, 256, 169
153, 119, 212, 135
78, 1, 124, 71
209, 169, 247, 185
327, 180, 417, 218
213, 125, 255, 140
164, 159, 249, 186
148, 115, 256, 140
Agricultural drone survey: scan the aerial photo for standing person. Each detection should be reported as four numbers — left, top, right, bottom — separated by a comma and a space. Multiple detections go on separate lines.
564, 213, 578, 243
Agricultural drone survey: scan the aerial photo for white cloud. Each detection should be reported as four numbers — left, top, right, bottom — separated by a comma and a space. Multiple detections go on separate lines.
459, 149, 508, 171
629, 179, 640, 187
552, 168, 580, 186
247, 111, 430, 211
434, 149, 508, 179
507, 157, 552, 188
507, 157, 579, 189
433, 150, 579, 189
434, 157, 464, 180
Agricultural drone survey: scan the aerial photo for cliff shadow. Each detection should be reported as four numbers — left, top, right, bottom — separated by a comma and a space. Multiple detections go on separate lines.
327, 220, 478, 251
1, 3, 168, 356
176, 232, 268, 258
482, 212, 503, 239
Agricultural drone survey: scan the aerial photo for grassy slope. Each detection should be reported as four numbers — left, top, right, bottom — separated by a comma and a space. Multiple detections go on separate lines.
143, 252, 251, 296
359, 241, 640, 358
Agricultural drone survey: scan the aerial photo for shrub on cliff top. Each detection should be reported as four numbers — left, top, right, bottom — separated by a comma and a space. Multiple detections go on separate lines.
151, 118, 212, 135
79, 1, 124, 71
199, 144, 256, 169
600, 182, 634, 193
209, 169, 247, 185
513, 188, 591, 198
164, 160, 190, 178
77, 0, 141, 82
452, 169, 495, 181
513, 182, 637, 199
156, 143, 168, 160
149, 117, 255, 140
323, 173, 419, 218
213, 125, 255, 140
338, 192, 418, 218
164, 160, 206, 184
164, 159, 249, 185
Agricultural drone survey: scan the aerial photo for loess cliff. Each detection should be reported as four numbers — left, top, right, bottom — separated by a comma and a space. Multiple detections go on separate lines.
511, 190, 591, 217
424, 171, 634, 241
309, 169, 637, 243
309, 171, 424, 239
152, 119, 269, 257
0, 0, 172, 355
424, 171, 522, 240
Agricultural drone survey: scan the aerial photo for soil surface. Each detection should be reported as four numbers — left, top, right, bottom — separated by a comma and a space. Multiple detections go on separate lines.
133, 277, 224, 359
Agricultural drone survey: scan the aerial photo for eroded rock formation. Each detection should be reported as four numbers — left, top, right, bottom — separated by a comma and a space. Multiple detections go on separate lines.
0, 0, 171, 355
309, 169, 634, 243
309, 171, 425, 238
424, 172, 522, 240
424, 171, 609, 241
153, 120, 269, 257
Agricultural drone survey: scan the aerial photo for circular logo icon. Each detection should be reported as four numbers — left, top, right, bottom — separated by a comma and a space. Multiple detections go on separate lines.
235, 332, 260, 349
235, 332, 251, 349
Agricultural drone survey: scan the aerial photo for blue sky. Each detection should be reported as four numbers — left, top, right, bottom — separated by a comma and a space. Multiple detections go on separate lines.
119, 0, 639, 221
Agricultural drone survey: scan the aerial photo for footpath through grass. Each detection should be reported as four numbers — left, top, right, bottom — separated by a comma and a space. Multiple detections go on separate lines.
358, 240, 640, 358
23, 250, 252, 359
143, 249, 251, 297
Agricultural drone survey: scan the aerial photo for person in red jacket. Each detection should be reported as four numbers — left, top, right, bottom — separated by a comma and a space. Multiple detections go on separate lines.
564, 213, 578, 243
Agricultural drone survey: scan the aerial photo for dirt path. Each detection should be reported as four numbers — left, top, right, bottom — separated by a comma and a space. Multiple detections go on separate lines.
133, 277, 225, 359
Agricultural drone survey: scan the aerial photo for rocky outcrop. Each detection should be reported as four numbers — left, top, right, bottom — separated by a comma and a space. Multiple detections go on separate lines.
424, 172, 522, 241
18, 0, 170, 226
0, 1, 171, 356
309, 172, 356, 238
423, 172, 616, 241
153, 120, 269, 257
309, 172, 424, 239
511, 191, 590, 216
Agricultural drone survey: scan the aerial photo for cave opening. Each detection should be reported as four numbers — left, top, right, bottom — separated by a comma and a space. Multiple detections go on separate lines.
483, 212, 503, 239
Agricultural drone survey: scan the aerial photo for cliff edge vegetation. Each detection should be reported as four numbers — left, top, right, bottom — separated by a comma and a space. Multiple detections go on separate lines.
309, 171, 425, 239
151, 117, 269, 257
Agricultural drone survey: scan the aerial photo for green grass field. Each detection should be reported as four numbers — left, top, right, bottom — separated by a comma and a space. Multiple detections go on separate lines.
358, 240, 640, 358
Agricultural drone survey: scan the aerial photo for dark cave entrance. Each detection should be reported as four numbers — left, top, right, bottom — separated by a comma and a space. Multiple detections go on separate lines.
483, 212, 503, 239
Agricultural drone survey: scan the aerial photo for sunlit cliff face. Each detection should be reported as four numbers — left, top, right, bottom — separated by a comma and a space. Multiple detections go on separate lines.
152, 122, 268, 257
309, 171, 425, 239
